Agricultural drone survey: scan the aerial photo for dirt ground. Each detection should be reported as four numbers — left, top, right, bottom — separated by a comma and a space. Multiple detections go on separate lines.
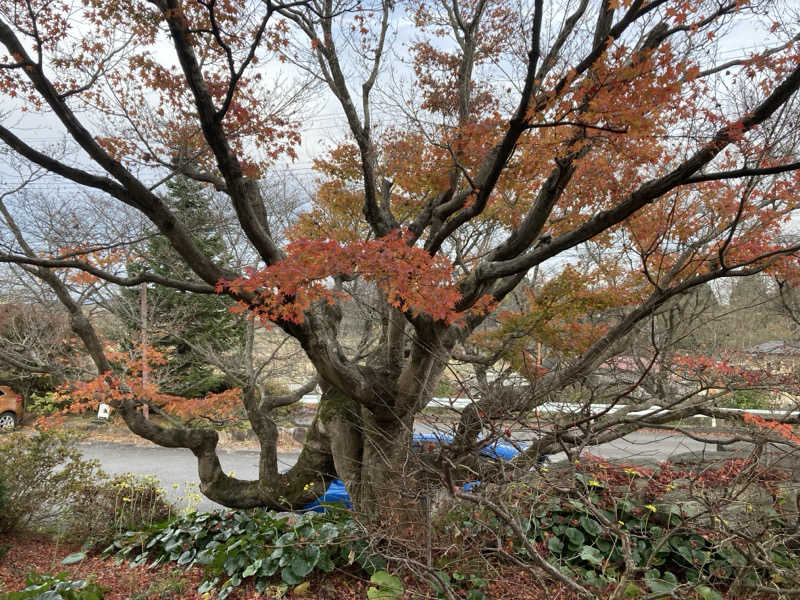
0, 532, 371, 599
0, 531, 585, 599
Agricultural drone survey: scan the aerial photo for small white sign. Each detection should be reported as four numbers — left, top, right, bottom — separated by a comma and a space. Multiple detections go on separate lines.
97, 403, 111, 420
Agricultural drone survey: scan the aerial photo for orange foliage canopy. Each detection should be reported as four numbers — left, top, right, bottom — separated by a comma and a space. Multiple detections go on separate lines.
218, 231, 466, 324
1, 0, 800, 454
743, 412, 800, 446
474, 265, 630, 372
41, 345, 243, 428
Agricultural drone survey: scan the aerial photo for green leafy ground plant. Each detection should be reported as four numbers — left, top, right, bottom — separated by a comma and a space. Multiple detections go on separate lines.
0, 573, 106, 600
366, 571, 404, 600
439, 457, 800, 597
107, 509, 378, 599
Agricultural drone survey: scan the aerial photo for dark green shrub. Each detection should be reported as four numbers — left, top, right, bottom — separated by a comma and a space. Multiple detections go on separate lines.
0, 573, 106, 600
27, 392, 67, 417
0, 469, 7, 515
0, 432, 100, 533
65, 473, 174, 549
433, 378, 456, 397
107, 509, 375, 599
0, 432, 175, 546
721, 389, 771, 410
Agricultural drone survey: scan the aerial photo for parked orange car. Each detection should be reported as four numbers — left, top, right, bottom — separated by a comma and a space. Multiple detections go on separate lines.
0, 386, 22, 430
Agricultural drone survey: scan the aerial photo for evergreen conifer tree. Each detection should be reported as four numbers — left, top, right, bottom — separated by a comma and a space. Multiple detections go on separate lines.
120, 177, 245, 397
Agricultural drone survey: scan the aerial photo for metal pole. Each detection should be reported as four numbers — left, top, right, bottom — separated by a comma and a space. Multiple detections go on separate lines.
141, 281, 149, 420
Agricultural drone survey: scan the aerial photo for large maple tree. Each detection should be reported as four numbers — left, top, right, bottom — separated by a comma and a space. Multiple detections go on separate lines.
0, 0, 799, 514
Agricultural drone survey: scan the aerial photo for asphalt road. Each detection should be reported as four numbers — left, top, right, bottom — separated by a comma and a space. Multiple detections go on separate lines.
80, 430, 720, 512
79, 442, 300, 513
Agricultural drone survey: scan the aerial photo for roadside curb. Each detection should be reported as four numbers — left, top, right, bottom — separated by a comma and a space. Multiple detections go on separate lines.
11, 420, 303, 453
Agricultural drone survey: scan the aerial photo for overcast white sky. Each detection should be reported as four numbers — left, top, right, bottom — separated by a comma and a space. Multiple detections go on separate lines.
0, 4, 787, 209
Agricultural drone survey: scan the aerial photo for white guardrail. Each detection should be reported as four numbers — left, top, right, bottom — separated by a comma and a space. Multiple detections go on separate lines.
298, 394, 800, 419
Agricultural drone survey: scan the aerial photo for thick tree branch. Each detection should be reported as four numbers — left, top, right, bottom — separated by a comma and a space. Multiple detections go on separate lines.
424, 0, 650, 255
455, 244, 800, 454
117, 392, 336, 509
458, 60, 800, 306
0, 125, 127, 199
683, 161, 800, 184
153, 0, 283, 265
262, 376, 318, 410
0, 253, 217, 293
0, 18, 237, 288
